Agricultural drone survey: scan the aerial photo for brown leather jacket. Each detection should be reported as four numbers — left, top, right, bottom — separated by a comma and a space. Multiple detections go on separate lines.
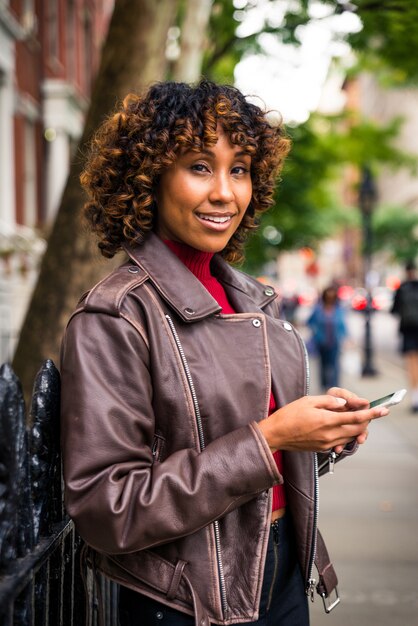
60, 233, 344, 625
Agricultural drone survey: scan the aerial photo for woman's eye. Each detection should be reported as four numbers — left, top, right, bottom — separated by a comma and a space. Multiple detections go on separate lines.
232, 166, 248, 175
191, 163, 209, 173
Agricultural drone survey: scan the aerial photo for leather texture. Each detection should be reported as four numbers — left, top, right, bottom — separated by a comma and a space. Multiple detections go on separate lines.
60, 232, 336, 624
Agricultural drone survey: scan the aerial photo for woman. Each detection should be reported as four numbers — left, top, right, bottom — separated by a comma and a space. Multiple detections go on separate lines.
307, 285, 347, 391
60, 80, 388, 626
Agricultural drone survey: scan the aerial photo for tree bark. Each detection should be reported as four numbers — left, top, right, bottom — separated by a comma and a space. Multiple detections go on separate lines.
172, 0, 213, 83
13, 0, 179, 401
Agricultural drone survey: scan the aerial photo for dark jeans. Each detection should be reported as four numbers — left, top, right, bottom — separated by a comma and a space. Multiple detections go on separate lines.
318, 345, 340, 390
118, 514, 309, 625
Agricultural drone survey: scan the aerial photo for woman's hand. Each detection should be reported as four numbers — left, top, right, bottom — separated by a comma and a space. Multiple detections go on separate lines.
257, 390, 387, 454
325, 387, 370, 453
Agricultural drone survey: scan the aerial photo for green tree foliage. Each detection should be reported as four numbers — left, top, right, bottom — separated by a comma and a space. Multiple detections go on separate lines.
244, 117, 347, 272
280, 0, 418, 83
205, 0, 418, 84
346, 0, 418, 84
322, 112, 416, 171
243, 112, 416, 272
373, 205, 418, 263
203, 0, 285, 82
203, 0, 241, 82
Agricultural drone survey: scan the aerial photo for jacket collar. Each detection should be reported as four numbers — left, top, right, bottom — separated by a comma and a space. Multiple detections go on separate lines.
124, 232, 277, 322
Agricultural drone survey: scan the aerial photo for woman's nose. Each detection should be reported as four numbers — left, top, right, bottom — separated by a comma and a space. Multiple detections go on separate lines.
209, 173, 234, 204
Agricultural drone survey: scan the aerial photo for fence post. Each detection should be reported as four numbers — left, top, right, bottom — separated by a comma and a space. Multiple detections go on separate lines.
0, 360, 118, 625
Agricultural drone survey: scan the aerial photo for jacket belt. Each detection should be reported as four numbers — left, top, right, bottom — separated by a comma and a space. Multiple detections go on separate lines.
315, 529, 338, 597
167, 559, 210, 626
97, 549, 210, 626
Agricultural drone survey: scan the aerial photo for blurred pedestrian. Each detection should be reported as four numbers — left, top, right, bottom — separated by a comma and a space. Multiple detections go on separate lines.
307, 285, 347, 391
391, 260, 418, 413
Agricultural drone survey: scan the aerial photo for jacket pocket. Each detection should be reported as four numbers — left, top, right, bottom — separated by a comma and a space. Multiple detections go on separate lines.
151, 433, 165, 463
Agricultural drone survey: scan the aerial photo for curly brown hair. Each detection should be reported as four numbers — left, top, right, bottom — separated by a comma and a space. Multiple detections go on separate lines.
81, 80, 290, 264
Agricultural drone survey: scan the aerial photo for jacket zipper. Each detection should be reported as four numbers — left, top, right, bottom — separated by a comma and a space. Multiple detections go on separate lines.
299, 334, 319, 602
306, 453, 319, 601
165, 314, 229, 618
318, 449, 340, 475
266, 522, 280, 611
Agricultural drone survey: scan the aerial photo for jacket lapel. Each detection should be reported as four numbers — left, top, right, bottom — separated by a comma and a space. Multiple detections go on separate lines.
124, 232, 278, 320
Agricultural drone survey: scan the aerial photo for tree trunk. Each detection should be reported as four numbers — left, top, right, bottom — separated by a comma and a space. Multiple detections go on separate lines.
13, 0, 179, 402
172, 0, 213, 83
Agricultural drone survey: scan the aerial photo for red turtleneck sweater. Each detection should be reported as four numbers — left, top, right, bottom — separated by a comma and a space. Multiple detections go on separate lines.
164, 239, 286, 512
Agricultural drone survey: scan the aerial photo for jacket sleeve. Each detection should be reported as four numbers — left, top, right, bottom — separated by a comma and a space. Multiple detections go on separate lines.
60, 311, 280, 555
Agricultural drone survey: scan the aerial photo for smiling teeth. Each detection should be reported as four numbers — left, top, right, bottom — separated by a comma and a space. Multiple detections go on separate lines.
198, 214, 231, 223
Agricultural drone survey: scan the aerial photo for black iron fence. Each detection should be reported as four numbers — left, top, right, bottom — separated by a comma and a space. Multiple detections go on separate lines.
0, 360, 118, 625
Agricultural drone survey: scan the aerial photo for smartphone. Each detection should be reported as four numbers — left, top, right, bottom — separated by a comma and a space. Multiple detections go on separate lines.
369, 388, 407, 409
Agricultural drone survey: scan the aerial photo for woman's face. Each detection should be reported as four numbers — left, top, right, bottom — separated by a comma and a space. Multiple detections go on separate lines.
155, 126, 252, 253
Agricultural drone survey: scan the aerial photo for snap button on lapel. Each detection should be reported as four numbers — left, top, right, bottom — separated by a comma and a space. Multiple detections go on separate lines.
252, 319, 261, 328
264, 287, 275, 297
128, 266, 139, 273
283, 321, 292, 331
184, 307, 195, 315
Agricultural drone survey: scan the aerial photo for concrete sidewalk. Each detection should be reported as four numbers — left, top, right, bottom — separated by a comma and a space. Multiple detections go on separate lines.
307, 349, 418, 626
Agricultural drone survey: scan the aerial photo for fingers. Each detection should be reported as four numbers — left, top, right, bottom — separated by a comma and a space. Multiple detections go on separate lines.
330, 430, 367, 458
319, 429, 360, 451
333, 405, 388, 427
345, 397, 370, 410
310, 395, 388, 424
316, 409, 378, 451
309, 394, 348, 410
336, 430, 369, 450
356, 431, 369, 445
304, 397, 386, 451
327, 386, 357, 399
326, 387, 369, 410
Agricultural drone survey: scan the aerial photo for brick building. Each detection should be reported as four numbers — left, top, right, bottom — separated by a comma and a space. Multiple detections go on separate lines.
0, 0, 113, 247
0, 0, 113, 361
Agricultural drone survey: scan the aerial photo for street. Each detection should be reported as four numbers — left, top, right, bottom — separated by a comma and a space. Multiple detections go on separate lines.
303, 310, 418, 626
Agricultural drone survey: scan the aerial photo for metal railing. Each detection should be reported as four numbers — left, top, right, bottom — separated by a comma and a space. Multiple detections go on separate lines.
0, 360, 118, 625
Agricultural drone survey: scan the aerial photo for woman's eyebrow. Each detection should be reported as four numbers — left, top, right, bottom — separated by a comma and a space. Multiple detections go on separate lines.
195, 148, 251, 158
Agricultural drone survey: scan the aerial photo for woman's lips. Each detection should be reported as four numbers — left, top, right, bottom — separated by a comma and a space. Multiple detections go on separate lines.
195, 212, 234, 232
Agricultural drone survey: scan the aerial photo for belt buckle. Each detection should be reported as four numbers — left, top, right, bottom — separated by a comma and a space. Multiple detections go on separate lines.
321, 587, 340, 613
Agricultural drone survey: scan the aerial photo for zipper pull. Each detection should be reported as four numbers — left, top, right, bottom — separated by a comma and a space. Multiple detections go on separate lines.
328, 450, 337, 474
307, 578, 316, 602
271, 519, 280, 545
